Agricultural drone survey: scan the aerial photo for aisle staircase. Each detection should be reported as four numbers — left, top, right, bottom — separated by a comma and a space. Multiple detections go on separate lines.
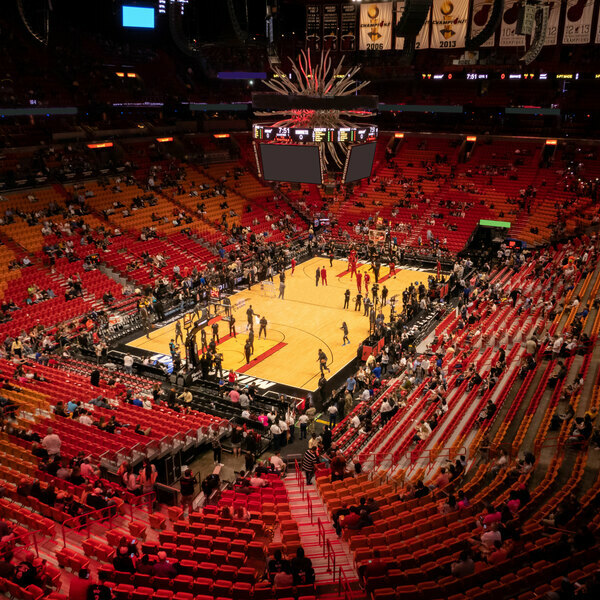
284, 476, 362, 594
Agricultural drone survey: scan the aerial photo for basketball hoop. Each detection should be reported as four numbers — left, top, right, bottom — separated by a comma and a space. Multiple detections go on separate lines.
260, 281, 277, 298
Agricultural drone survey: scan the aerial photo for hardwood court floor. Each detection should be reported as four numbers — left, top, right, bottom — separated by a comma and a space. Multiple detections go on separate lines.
128, 257, 432, 391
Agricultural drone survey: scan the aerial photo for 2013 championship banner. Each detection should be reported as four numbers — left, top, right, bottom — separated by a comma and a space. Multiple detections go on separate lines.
359, 2, 393, 51
430, 0, 469, 49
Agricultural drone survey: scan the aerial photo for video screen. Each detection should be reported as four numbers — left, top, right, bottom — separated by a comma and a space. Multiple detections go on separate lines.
259, 144, 322, 185
122, 5, 155, 29
343, 142, 376, 184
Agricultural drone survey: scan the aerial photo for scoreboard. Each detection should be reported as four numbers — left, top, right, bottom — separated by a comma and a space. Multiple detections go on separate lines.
253, 124, 377, 144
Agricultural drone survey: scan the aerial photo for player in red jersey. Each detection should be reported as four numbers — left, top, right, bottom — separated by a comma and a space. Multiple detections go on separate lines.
356, 271, 362, 293
291, 257, 296, 275
389, 261, 395, 277
321, 266, 328, 285
364, 272, 371, 295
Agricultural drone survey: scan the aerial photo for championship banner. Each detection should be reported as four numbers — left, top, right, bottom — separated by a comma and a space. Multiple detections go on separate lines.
323, 5, 339, 51
341, 3, 357, 51
359, 2, 393, 51
470, 0, 496, 47
543, 0, 561, 45
499, 0, 526, 46
306, 5, 321, 50
395, 1, 430, 50
563, 0, 594, 45
430, 0, 469, 49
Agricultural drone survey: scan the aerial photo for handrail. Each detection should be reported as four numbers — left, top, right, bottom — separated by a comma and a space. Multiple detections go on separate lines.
307, 492, 313, 525
128, 491, 157, 521
325, 538, 336, 575
295, 459, 305, 500
317, 517, 326, 554
338, 565, 353, 600
61, 504, 118, 548
0, 529, 41, 559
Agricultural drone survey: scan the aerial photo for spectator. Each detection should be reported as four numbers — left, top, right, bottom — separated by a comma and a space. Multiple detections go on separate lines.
69, 568, 92, 600
180, 469, 197, 515
151, 551, 177, 579
291, 547, 314, 585
451, 550, 475, 577
269, 451, 286, 476
113, 545, 135, 574
136, 554, 155, 576
273, 566, 294, 589
301, 447, 318, 485
268, 549, 289, 582
41, 426, 61, 457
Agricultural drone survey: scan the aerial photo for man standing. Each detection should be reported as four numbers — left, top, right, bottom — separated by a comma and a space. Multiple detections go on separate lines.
301, 446, 318, 484
248, 326, 255, 354
321, 266, 328, 286
175, 320, 184, 345
123, 353, 134, 374
229, 315, 236, 337
211, 320, 220, 343
355, 292, 362, 312
343, 289, 350, 309
279, 280, 285, 299
381, 285, 389, 306
298, 413, 309, 440
371, 283, 379, 305
364, 272, 371, 295
42, 427, 61, 457
244, 340, 252, 364
315, 267, 321, 286
327, 402, 339, 428
389, 260, 395, 277
259, 316, 268, 339
246, 305, 255, 330
291, 257, 296, 275
356, 271, 362, 293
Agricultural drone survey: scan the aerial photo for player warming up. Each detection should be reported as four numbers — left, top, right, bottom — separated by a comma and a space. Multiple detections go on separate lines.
318, 348, 331, 374
356, 271, 362, 293
259, 315, 268, 339
291, 257, 296, 275
321, 266, 327, 285
341, 322, 350, 346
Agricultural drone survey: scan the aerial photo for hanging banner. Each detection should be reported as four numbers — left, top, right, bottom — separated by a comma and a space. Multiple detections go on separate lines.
415, 7, 431, 49
359, 2, 393, 51
306, 5, 321, 51
323, 5, 339, 51
395, 1, 431, 50
543, 0, 561, 45
499, 0, 526, 46
470, 0, 496, 47
341, 4, 357, 50
563, 0, 594, 45
430, 0, 469, 49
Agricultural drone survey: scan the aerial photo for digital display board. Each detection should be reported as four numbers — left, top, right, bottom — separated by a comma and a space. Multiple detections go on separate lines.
258, 143, 323, 185
122, 6, 155, 29
343, 142, 376, 184
253, 124, 377, 144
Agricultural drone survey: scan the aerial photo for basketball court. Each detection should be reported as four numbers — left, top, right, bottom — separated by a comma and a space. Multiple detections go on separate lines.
127, 257, 432, 391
